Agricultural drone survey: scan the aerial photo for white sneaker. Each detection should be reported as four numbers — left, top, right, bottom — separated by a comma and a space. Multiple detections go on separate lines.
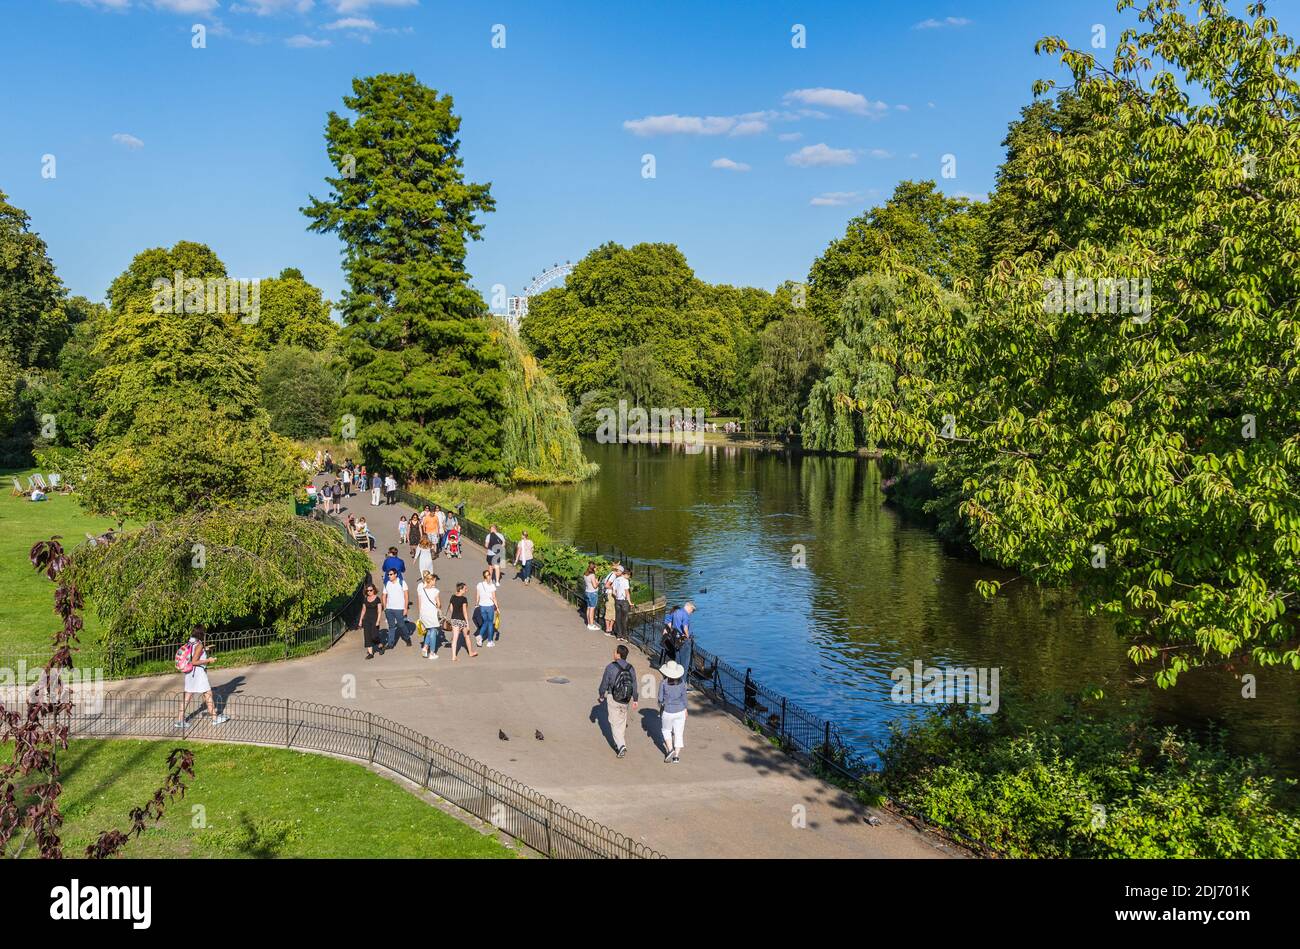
475, 635, 483, 646
213, 715, 229, 726
586, 624, 599, 631
486, 641, 495, 649
428, 652, 439, 660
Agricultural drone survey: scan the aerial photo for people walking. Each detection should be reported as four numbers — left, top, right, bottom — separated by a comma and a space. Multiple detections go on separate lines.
447, 581, 478, 660
475, 569, 500, 648
174, 626, 228, 727
658, 661, 688, 763
381, 546, 405, 581
414, 535, 435, 579
583, 562, 600, 630
597, 644, 637, 758
359, 580, 384, 659
383, 567, 412, 648
340, 464, 352, 497
485, 524, 505, 586
370, 476, 381, 507
515, 529, 535, 584
384, 472, 398, 506
398, 515, 409, 546
408, 507, 423, 559
416, 571, 442, 660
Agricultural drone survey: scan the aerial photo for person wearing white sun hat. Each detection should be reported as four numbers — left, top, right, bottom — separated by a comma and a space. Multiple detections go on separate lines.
657, 661, 688, 763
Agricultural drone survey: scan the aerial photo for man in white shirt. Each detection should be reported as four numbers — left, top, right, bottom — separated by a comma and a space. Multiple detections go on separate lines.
601, 563, 620, 636
383, 568, 411, 648
612, 565, 631, 640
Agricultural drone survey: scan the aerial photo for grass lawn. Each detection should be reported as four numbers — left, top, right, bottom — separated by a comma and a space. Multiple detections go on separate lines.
0, 468, 123, 659
6, 739, 516, 859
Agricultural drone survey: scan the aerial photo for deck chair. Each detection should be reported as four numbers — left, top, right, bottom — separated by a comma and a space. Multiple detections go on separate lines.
48, 473, 62, 489
12, 477, 29, 497
31, 473, 48, 491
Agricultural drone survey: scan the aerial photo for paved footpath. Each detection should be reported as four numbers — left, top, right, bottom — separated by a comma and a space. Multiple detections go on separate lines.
110, 486, 956, 859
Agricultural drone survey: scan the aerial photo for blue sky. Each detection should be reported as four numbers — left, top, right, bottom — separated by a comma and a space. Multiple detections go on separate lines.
3, 0, 1297, 310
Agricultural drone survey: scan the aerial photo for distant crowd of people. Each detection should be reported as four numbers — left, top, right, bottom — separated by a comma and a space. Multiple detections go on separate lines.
178, 451, 701, 763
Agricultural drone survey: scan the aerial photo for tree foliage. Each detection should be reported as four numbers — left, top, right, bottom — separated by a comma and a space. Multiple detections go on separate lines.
71, 505, 369, 652
888, 0, 1300, 686
0, 188, 70, 370
303, 73, 504, 480
805, 180, 986, 332
745, 311, 825, 434
260, 344, 343, 440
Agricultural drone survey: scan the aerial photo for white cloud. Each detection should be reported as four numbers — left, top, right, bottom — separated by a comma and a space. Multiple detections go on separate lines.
784, 88, 888, 118
624, 114, 733, 136
230, 0, 314, 13
67, 0, 131, 9
786, 143, 856, 167
711, 158, 751, 172
778, 132, 803, 142
324, 15, 377, 29
151, 0, 220, 12
285, 33, 330, 46
810, 191, 860, 207
329, 0, 417, 12
895, 104, 911, 112
914, 16, 972, 30
111, 132, 144, 149
868, 148, 893, 159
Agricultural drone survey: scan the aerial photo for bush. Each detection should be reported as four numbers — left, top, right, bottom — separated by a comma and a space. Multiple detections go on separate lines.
878, 702, 1300, 858
484, 492, 552, 533
71, 504, 370, 662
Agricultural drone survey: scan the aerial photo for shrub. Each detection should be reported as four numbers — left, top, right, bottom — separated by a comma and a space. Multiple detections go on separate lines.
484, 492, 552, 533
878, 702, 1300, 858
70, 504, 370, 661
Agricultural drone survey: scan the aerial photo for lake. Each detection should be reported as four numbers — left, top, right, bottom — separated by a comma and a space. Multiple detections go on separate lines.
530, 440, 1299, 769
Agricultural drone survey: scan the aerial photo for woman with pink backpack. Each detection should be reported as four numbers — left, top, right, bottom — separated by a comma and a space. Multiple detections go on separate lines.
174, 626, 229, 727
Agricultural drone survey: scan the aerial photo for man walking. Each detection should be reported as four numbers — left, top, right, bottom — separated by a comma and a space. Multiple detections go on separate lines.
381, 546, 405, 581
383, 567, 412, 648
384, 472, 398, 506
597, 643, 638, 758
612, 565, 631, 640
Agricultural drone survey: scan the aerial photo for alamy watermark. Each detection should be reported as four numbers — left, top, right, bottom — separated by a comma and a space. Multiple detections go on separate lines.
594, 400, 706, 454
890, 660, 1000, 714
0, 662, 105, 714
151, 271, 261, 324
1042, 272, 1151, 323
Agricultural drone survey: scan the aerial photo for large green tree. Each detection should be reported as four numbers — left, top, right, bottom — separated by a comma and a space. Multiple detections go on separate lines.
0, 188, 69, 370
914, 0, 1300, 687
805, 180, 986, 332
244, 268, 338, 352
83, 243, 300, 519
521, 241, 776, 414
745, 311, 826, 434
303, 73, 504, 479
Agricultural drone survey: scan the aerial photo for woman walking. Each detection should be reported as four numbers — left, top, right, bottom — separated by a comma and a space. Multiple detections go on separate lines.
485, 524, 505, 586
658, 661, 688, 763
174, 626, 228, 727
408, 508, 423, 559
414, 534, 435, 579
417, 571, 442, 660
515, 529, 535, 584
447, 582, 478, 660
583, 562, 600, 630
359, 580, 384, 659
370, 475, 381, 507
475, 569, 500, 649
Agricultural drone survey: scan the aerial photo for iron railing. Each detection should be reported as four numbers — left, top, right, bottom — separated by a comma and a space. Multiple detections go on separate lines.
65, 690, 663, 860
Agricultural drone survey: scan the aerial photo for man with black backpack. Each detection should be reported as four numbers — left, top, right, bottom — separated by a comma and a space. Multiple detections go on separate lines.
597, 644, 638, 758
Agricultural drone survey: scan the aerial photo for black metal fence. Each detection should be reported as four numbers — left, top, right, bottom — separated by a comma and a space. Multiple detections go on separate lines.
0, 585, 360, 680
67, 690, 663, 860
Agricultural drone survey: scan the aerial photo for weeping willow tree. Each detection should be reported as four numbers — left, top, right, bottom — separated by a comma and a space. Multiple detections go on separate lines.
71, 505, 370, 662
495, 320, 597, 483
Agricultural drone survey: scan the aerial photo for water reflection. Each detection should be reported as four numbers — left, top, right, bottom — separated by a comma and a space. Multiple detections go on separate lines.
530, 441, 1298, 768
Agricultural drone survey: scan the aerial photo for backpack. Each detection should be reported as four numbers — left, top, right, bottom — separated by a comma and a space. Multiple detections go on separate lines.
175, 639, 199, 673
610, 663, 635, 704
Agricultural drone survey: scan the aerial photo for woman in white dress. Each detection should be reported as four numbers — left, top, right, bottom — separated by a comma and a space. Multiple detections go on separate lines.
175, 626, 228, 727
416, 571, 442, 659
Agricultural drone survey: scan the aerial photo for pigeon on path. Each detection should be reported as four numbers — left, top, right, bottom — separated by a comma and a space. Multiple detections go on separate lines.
535, 729, 545, 741
498, 729, 509, 741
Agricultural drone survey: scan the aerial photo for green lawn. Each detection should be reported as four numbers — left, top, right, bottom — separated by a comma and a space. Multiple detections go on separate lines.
6, 739, 516, 859
0, 468, 123, 659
